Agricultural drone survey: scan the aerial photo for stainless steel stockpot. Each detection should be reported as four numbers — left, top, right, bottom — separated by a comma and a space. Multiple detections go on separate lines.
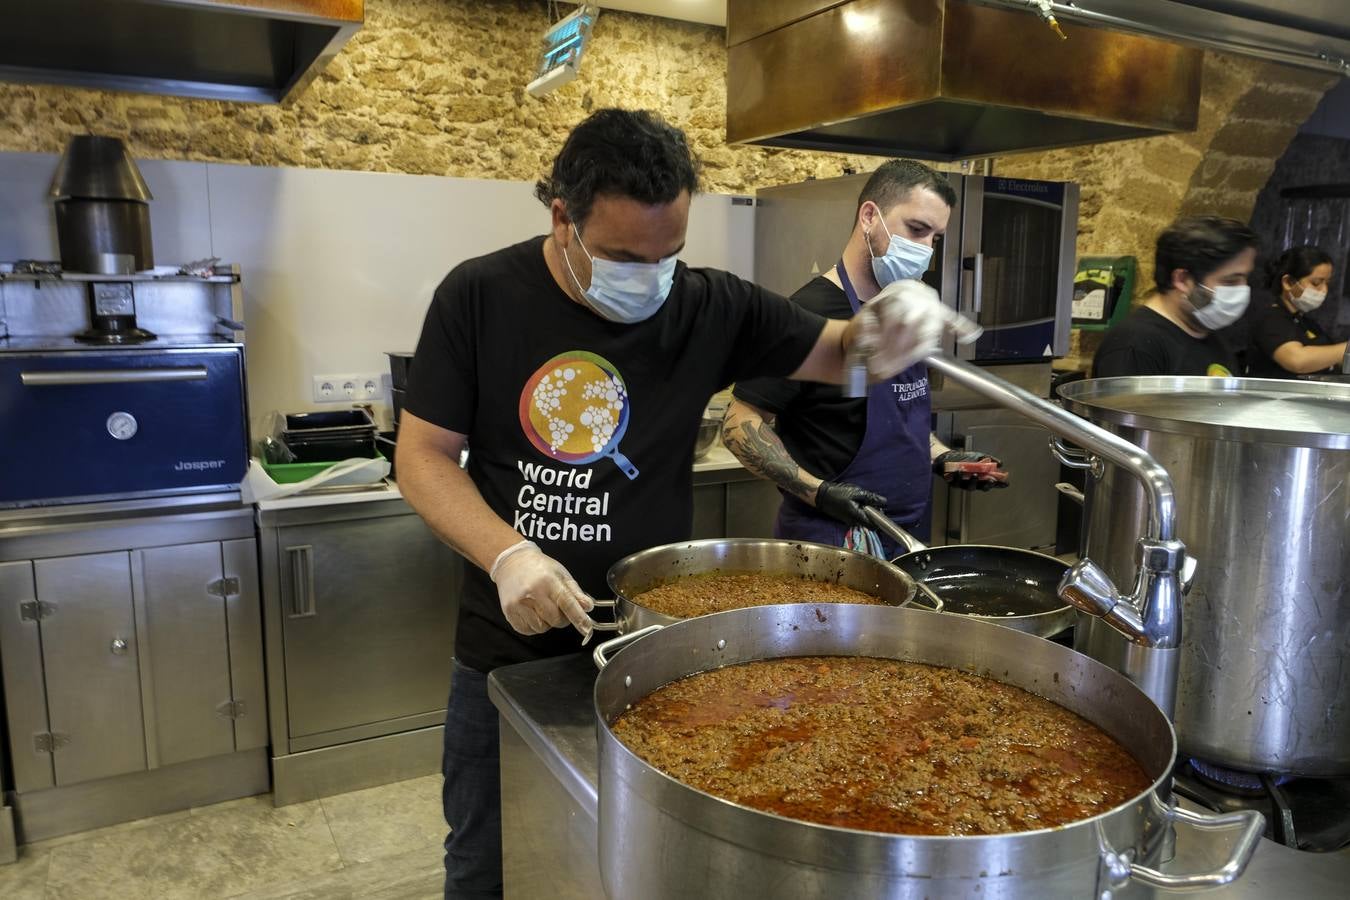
595, 537, 924, 633
1059, 376, 1350, 775
592, 604, 1263, 899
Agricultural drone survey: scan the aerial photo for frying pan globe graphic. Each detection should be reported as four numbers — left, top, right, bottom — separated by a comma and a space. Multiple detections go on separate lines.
518, 351, 639, 479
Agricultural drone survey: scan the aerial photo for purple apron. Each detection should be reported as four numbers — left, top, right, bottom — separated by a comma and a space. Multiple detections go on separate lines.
774, 262, 933, 557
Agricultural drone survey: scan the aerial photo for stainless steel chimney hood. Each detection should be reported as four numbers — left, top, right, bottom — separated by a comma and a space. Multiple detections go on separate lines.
975, 1, 1350, 75
726, 0, 1204, 161
0, 0, 363, 104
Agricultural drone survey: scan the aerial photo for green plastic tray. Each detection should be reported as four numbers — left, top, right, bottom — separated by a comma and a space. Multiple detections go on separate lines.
260, 452, 386, 485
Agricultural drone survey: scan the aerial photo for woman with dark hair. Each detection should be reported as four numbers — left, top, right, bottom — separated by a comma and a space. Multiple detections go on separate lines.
1246, 245, 1347, 378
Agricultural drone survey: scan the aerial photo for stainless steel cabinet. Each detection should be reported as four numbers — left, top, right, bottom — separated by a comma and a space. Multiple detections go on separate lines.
137, 539, 266, 767
692, 471, 781, 540
0, 497, 268, 842
258, 495, 460, 806
36, 552, 147, 786
273, 512, 458, 745
943, 409, 1060, 550
0, 539, 266, 792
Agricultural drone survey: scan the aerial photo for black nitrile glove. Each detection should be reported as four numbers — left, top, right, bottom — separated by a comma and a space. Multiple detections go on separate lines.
933, 450, 1009, 492
815, 481, 888, 528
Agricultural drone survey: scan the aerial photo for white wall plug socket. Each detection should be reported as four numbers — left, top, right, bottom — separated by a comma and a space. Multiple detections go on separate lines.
312, 373, 385, 403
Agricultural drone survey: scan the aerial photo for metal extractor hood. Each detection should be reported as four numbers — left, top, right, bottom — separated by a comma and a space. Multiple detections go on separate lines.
0, 0, 363, 104
726, 0, 1206, 160
977, 1, 1350, 76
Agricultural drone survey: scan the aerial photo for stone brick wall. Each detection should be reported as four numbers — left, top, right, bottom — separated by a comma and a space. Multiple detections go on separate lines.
0, 0, 877, 195
0, 0, 1335, 365
995, 54, 1336, 366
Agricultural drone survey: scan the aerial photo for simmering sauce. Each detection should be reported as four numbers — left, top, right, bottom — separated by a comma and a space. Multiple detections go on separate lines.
632, 573, 883, 618
612, 656, 1151, 836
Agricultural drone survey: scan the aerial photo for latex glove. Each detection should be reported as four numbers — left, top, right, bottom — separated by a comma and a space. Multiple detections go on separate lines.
815, 481, 888, 528
852, 279, 981, 380
933, 451, 1009, 492
489, 540, 597, 642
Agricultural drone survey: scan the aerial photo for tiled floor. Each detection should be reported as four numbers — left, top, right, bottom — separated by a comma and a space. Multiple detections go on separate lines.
0, 775, 446, 899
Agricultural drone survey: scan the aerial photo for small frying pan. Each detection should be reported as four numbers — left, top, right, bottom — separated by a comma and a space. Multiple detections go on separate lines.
861, 506, 1074, 638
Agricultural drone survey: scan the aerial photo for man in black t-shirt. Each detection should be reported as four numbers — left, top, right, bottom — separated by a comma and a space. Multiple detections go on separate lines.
397, 110, 976, 899
1092, 216, 1258, 378
725, 160, 1007, 557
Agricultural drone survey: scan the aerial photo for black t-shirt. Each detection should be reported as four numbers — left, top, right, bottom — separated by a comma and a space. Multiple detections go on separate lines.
1091, 306, 1238, 378
404, 236, 825, 671
733, 277, 865, 480
1246, 291, 1338, 378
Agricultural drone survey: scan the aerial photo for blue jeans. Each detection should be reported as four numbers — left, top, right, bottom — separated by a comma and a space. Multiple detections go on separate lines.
442, 660, 502, 900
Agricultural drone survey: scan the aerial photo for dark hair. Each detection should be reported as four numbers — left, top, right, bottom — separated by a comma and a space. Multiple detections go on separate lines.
1266, 244, 1333, 291
534, 108, 700, 226
855, 159, 957, 215
1153, 216, 1259, 293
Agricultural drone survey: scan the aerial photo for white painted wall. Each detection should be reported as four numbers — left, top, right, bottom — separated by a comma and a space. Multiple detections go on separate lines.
0, 152, 756, 437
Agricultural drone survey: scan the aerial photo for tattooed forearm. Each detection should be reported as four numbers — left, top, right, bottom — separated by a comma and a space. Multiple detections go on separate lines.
721, 405, 820, 504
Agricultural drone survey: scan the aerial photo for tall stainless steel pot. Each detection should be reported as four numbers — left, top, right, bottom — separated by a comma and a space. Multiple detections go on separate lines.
592, 604, 1263, 898
595, 538, 923, 633
1059, 376, 1350, 775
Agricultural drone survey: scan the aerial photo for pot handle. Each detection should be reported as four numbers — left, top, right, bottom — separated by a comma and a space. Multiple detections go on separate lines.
862, 506, 928, 554
592, 624, 664, 670
1120, 805, 1265, 892
1049, 436, 1103, 478
589, 598, 620, 633
902, 580, 946, 614
1054, 482, 1085, 505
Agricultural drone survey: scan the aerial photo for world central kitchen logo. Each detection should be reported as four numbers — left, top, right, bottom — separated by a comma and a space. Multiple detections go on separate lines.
175, 459, 227, 471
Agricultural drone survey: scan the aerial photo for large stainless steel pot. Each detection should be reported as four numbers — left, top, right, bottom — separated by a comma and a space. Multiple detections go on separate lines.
1059, 376, 1350, 776
592, 605, 1263, 898
596, 538, 923, 633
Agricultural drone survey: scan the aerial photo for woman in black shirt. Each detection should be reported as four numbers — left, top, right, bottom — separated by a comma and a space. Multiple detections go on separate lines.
1247, 245, 1348, 378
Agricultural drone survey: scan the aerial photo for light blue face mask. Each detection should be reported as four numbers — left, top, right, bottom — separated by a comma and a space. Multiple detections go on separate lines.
868, 214, 934, 286
563, 226, 677, 324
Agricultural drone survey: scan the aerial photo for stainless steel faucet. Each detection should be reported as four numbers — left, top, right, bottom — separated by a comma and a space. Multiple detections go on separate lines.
926, 354, 1189, 719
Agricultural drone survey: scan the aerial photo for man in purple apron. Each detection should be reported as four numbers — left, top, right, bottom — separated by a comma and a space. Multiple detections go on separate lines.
724, 160, 1008, 558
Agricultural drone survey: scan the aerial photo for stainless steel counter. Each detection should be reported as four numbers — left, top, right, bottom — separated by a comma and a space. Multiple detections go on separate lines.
489, 653, 1350, 899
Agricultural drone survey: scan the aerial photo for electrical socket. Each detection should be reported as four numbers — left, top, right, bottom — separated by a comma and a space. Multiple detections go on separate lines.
312, 373, 384, 403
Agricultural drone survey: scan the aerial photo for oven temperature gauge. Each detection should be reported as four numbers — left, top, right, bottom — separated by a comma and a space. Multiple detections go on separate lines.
106, 411, 139, 441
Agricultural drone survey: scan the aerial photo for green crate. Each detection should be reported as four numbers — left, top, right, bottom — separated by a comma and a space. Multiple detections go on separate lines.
260, 452, 386, 485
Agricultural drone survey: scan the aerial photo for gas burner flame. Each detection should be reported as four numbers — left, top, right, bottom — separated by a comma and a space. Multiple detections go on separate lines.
1189, 757, 1291, 794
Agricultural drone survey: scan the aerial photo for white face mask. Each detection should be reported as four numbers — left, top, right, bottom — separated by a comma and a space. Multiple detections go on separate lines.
1292, 284, 1327, 313
1188, 283, 1251, 331
563, 226, 676, 324
867, 213, 933, 286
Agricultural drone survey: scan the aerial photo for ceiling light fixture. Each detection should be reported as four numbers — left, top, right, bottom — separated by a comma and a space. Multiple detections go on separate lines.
527, 2, 601, 98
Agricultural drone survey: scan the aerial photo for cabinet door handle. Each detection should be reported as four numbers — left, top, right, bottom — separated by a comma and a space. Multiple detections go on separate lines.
20, 367, 209, 386
286, 545, 316, 618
